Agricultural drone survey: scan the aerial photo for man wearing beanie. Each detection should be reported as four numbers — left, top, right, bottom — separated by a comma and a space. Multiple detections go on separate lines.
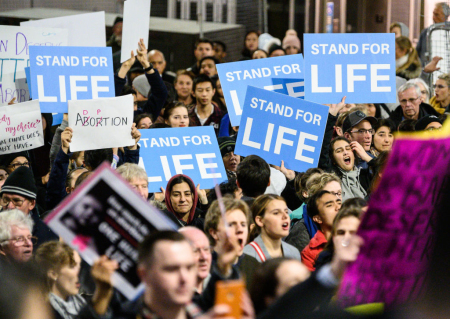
218, 137, 241, 179
0, 167, 58, 248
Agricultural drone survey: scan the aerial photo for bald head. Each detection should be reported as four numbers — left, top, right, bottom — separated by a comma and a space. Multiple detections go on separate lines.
148, 50, 166, 74
179, 227, 212, 281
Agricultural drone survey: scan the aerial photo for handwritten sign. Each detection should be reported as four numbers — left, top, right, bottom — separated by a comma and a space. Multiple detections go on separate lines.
235, 86, 329, 172
21, 12, 106, 47
138, 126, 227, 192
121, 0, 151, 63
337, 125, 450, 309
303, 33, 396, 104
0, 25, 68, 105
0, 99, 44, 154
29, 46, 115, 113
45, 163, 177, 300
68, 95, 134, 152
216, 54, 305, 127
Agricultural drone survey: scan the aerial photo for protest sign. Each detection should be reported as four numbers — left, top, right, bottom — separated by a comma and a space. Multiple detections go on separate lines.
303, 33, 396, 104
138, 126, 227, 192
29, 46, 115, 113
68, 95, 135, 152
21, 12, 106, 47
337, 123, 450, 309
121, 0, 151, 63
0, 99, 44, 154
216, 54, 305, 127
45, 162, 177, 300
235, 86, 329, 172
0, 25, 68, 105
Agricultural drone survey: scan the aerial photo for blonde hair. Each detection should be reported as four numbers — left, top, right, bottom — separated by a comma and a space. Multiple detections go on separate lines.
306, 172, 341, 200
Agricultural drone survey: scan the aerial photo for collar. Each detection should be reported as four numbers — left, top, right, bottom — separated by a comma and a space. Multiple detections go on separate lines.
396, 54, 409, 69
194, 105, 214, 118
309, 230, 327, 249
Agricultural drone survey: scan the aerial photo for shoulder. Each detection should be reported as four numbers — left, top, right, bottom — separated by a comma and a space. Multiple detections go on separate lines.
282, 241, 301, 260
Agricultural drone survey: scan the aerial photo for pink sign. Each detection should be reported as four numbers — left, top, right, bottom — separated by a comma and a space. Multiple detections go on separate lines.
337, 135, 450, 309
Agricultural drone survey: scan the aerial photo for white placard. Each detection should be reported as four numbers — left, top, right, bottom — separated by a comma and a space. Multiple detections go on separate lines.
21, 12, 106, 47
0, 25, 68, 105
0, 99, 44, 154
121, 0, 151, 63
68, 95, 135, 152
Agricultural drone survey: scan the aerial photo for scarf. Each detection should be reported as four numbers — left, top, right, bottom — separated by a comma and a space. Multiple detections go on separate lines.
49, 293, 87, 319
396, 54, 409, 70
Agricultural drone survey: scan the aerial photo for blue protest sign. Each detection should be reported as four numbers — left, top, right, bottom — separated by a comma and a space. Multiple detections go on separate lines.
235, 86, 329, 172
29, 46, 114, 113
216, 54, 305, 127
138, 126, 228, 192
303, 33, 396, 104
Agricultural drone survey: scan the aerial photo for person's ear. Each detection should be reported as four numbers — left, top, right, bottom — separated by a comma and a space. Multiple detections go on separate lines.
312, 215, 322, 224
137, 264, 149, 282
344, 132, 351, 140
255, 215, 264, 228
65, 187, 71, 194
267, 179, 271, 187
47, 269, 58, 282
209, 228, 219, 242
29, 199, 36, 210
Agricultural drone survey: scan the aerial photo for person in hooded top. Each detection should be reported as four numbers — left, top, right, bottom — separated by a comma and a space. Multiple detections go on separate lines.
162, 174, 208, 230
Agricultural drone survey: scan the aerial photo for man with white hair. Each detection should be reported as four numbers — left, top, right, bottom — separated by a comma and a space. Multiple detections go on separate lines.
0, 209, 35, 265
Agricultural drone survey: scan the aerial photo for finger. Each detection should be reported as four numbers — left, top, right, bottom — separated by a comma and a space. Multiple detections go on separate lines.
281, 160, 285, 169
341, 96, 347, 104
130, 50, 134, 59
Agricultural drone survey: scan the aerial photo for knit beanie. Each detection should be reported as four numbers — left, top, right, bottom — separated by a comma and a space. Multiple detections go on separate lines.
132, 74, 151, 98
0, 152, 29, 168
282, 29, 301, 50
0, 166, 37, 199
218, 136, 236, 157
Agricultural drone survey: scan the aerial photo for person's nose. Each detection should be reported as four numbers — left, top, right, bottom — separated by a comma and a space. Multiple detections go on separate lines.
7, 201, 15, 210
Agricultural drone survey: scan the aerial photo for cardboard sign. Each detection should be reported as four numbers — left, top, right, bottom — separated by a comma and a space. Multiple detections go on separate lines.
21, 12, 106, 47
45, 162, 177, 300
138, 126, 227, 192
121, 0, 151, 63
338, 124, 450, 309
29, 46, 115, 113
216, 54, 305, 127
68, 95, 135, 152
0, 99, 44, 154
0, 25, 68, 105
235, 86, 329, 172
303, 33, 396, 104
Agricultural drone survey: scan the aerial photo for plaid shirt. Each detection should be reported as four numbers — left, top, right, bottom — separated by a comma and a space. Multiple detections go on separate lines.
189, 103, 224, 136
139, 301, 203, 319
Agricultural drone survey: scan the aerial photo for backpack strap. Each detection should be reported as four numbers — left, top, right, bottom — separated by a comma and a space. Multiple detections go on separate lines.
249, 241, 267, 262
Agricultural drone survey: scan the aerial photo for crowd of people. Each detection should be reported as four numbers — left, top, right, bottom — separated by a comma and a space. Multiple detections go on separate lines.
1, 3, 450, 318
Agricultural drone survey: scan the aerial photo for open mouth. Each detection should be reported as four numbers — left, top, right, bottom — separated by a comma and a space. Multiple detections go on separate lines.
237, 238, 243, 246
282, 222, 289, 230
344, 156, 351, 165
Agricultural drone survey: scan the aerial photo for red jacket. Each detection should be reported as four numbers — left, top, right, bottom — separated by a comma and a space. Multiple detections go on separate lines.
301, 230, 327, 271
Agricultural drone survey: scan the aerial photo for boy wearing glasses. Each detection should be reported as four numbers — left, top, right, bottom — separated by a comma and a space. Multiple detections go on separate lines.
342, 110, 378, 169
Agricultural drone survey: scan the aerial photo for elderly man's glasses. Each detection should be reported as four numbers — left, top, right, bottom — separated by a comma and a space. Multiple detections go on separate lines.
1, 236, 38, 246
399, 97, 420, 105
0, 196, 24, 207
8, 161, 30, 169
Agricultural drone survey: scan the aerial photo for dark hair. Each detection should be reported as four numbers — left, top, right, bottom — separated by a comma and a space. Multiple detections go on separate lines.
84, 149, 114, 170
294, 168, 324, 201
213, 40, 227, 52
150, 123, 171, 129
250, 257, 290, 314
373, 118, 396, 134
207, 178, 239, 207
329, 136, 353, 167
268, 45, 285, 57
74, 171, 92, 189
134, 113, 152, 126
65, 167, 87, 190
340, 197, 367, 211
199, 56, 219, 67
194, 38, 214, 50
163, 101, 189, 120
307, 190, 331, 219
236, 155, 270, 197
369, 151, 390, 192
193, 74, 215, 91
138, 230, 187, 266
398, 119, 417, 132
121, 85, 137, 96
242, 31, 259, 58
167, 175, 195, 195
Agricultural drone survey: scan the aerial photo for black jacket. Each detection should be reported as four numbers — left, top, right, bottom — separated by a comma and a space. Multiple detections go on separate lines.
389, 102, 440, 129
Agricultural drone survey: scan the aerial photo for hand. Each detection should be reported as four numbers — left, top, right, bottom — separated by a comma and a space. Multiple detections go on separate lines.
63, 113, 68, 121
154, 187, 165, 202
325, 96, 346, 116
423, 56, 443, 73
196, 184, 208, 205
241, 291, 256, 319
272, 160, 295, 181
41, 172, 50, 185
8, 97, 16, 105
91, 256, 119, 315
118, 50, 136, 79
128, 123, 141, 150
331, 234, 363, 279
350, 141, 372, 162
61, 127, 73, 154
136, 38, 150, 69
216, 231, 241, 277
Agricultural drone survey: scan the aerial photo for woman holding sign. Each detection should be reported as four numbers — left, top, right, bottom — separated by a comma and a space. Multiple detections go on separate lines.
244, 194, 300, 262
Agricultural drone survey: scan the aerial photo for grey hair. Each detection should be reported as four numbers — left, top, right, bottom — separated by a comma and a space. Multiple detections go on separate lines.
0, 209, 34, 247
397, 82, 421, 99
437, 2, 450, 18
116, 163, 148, 183
408, 78, 430, 101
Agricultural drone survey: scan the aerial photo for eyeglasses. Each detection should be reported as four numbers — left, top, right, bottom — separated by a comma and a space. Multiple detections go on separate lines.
426, 127, 442, 131
433, 84, 449, 89
8, 162, 30, 169
421, 90, 428, 95
329, 191, 342, 198
399, 97, 420, 105
349, 129, 375, 135
0, 197, 24, 207
6, 236, 38, 246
